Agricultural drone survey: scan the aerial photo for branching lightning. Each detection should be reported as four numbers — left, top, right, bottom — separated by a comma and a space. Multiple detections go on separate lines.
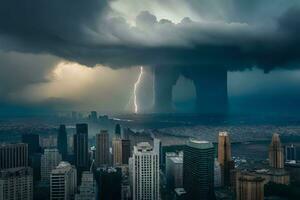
134, 66, 144, 113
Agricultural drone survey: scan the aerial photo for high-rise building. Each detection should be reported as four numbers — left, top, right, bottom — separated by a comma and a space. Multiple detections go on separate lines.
115, 124, 121, 137
74, 124, 89, 171
22, 134, 40, 156
58, 125, 68, 160
183, 139, 215, 200
30, 153, 42, 182
96, 167, 122, 200
121, 139, 131, 165
113, 138, 122, 166
285, 144, 297, 161
50, 161, 77, 200
41, 148, 62, 184
131, 142, 159, 200
0, 167, 33, 200
113, 138, 131, 166
218, 132, 234, 186
0, 143, 28, 169
154, 138, 162, 168
166, 154, 183, 190
214, 159, 222, 188
21, 134, 41, 182
90, 111, 98, 121
75, 171, 96, 200
269, 133, 284, 169
236, 172, 265, 200
95, 130, 109, 167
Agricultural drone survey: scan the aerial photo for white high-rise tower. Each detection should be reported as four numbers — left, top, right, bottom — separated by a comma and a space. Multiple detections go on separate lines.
131, 142, 159, 200
50, 162, 77, 200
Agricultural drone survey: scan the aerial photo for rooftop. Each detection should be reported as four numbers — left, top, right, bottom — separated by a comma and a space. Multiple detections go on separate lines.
135, 142, 153, 152
219, 131, 228, 136
170, 156, 183, 164
187, 138, 213, 149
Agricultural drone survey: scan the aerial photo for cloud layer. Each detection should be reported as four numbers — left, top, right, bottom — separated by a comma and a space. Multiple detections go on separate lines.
1, 0, 300, 114
0, 0, 299, 70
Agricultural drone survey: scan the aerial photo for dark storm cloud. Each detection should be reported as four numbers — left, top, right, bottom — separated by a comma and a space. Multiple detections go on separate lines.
0, 0, 300, 70
0, 51, 59, 95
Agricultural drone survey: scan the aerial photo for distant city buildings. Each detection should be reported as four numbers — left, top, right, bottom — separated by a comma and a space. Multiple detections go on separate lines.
0, 143, 28, 169
57, 124, 68, 160
89, 111, 98, 121
95, 130, 110, 167
131, 142, 159, 200
41, 148, 62, 184
183, 139, 215, 200
50, 162, 77, 200
0, 167, 33, 200
40, 135, 57, 148
285, 144, 297, 162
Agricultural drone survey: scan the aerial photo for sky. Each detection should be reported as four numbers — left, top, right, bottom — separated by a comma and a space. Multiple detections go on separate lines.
0, 0, 300, 115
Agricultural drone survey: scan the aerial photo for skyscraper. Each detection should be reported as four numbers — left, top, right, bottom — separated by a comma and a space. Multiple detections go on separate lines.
214, 159, 222, 188
218, 132, 234, 186
90, 111, 98, 121
75, 171, 96, 200
154, 138, 162, 168
121, 139, 131, 165
50, 162, 77, 200
57, 124, 68, 160
96, 167, 122, 200
131, 142, 159, 200
183, 139, 215, 200
95, 130, 109, 167
236, 172, 265, 200
285, 144, 297, 161
22, 134, 41, 182
22, 134, 40, 156
41, 148, 62, 184
0, 143, 28, 169
269, 133, 284, 169
113, 137, 123, 166
0, 167, 33, 200
166, 154, 183, 190
115, 124, 121, 137
74, 124, 89, 171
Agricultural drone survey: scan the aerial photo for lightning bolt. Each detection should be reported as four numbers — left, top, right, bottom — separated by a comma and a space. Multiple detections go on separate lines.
134, 66, 144, 114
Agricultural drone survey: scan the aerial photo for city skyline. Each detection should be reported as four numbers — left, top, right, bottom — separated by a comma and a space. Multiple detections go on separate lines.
1, 1, 300, 200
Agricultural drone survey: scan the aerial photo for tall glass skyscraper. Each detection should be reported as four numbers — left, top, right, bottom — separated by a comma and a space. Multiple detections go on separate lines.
74, 123, 89, 181
57, 124, 68, 160
183, 139, 215, 200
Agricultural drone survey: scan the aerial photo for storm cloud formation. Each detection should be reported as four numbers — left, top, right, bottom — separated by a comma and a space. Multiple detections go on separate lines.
1, 0, 300, 114
0, 0, 299, 69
